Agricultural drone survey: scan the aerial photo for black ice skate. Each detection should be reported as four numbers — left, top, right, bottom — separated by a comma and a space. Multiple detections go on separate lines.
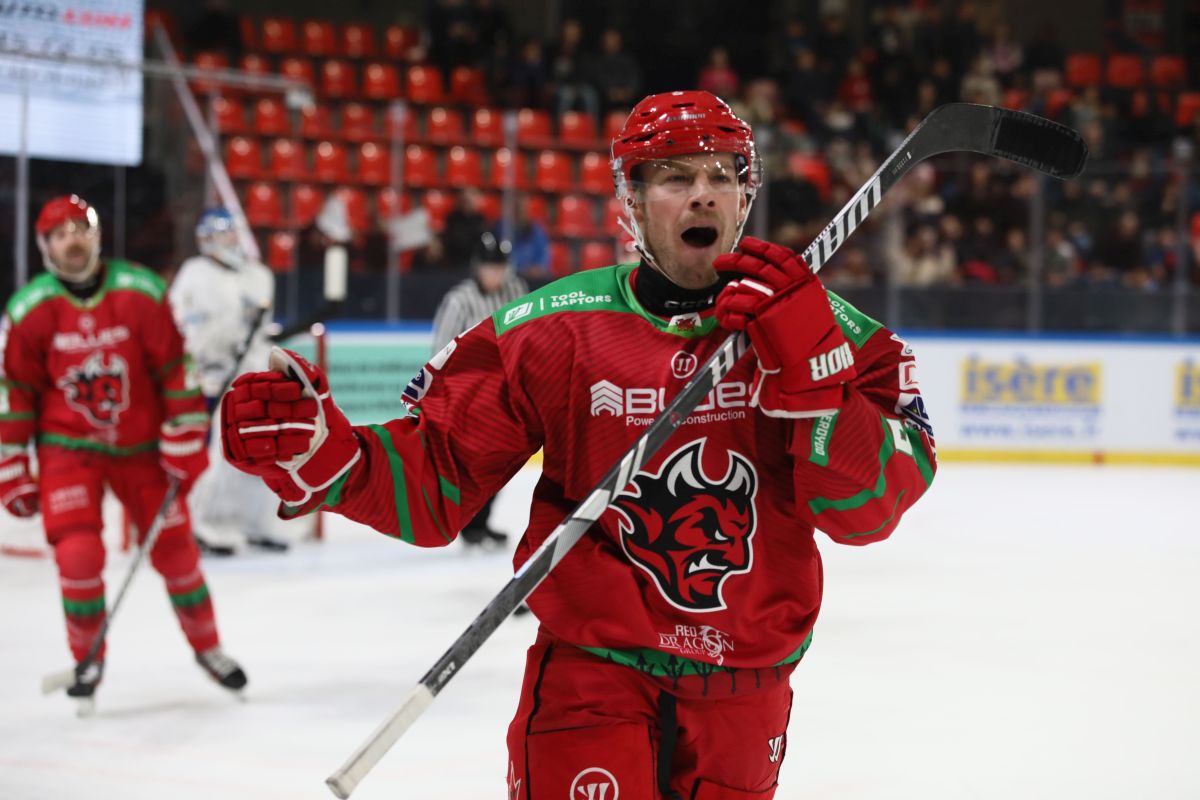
194, 533, 236, 557
459, 526, 509, 549
195, 646, 248, 692
67, 661, 103, 717
246, 534, 290, 553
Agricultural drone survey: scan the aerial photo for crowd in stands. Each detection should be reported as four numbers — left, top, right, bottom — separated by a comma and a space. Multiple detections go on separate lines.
177, 0, 1200, 294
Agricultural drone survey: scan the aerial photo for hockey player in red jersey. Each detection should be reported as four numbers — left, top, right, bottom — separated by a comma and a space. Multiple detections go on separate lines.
221, 91, 936, 797
0, 195, 248, 704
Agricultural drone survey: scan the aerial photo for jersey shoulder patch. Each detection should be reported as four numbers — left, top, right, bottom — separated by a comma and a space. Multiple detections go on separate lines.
826, 290, 883, 348
5, 273, 63, 324
492, 264, 635, 336
106, 260, 167, 302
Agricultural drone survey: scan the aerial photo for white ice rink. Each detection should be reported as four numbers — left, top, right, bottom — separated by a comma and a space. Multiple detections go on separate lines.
2, 462, 1198, 800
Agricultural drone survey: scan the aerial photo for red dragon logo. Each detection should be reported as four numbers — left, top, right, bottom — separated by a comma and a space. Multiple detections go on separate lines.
57, 351, 130, 427
612, 439, 758, 612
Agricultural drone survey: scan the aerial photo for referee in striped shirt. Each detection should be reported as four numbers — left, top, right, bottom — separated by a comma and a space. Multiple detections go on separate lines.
430, 231, 530, 548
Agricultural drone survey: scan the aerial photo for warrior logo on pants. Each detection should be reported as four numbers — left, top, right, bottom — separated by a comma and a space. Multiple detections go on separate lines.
58, 351, 130, 427
613, 439, 758, 612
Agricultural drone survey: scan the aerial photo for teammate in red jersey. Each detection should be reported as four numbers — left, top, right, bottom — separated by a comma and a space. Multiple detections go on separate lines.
221, 91, 936, 798
0, 195, 248, 703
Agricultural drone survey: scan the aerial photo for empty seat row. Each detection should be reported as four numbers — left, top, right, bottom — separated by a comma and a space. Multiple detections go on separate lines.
226, 137, 617, 194
1064, 52, 1189, 90
242, 18, 420, 60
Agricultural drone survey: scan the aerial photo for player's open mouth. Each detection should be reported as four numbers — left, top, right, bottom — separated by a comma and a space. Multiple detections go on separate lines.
680, 226, 719, 248
687, 553, 728, 575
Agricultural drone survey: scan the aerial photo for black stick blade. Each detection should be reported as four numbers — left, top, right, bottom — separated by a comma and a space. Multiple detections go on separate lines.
991, 109, 1089, 179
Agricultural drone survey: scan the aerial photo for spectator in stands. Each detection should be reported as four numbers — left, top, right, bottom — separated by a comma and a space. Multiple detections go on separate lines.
823, 245, 876, 289
1042, 227, 1081, 288
782, 47, 829, 135
498, 194, 551, 283
548, 18, 600, 121
427, 0, 478, 74
504, 37, 550, 109
1093, 209, 1149, 288
959, 53, 1001, 106
893, 223, 958, 287
836, 57, 874, 123
698, 47, 740, 100
184, 0, 242, 62
584, 28, 642, 117
473, 0, 512, 55
442, 188, 490, 269
988, 21, 1024, 88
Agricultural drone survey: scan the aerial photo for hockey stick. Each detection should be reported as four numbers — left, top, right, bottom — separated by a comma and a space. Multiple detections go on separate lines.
41, 477, 183, 695
325, 103, 1087, 798
217, 303, 272, 400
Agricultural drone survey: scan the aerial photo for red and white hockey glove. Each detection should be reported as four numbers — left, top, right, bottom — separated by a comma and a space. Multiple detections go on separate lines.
220, 347, 361, 507
714, 237, 856, 418
159, 419, 210, 492
0, 452, 39, 517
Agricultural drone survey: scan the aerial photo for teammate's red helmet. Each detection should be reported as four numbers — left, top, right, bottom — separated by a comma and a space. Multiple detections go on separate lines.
36, 195, 99, 237
610, 91, 760, 192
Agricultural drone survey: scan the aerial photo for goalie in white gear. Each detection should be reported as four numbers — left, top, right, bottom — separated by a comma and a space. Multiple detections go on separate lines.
169, 208, 301, 553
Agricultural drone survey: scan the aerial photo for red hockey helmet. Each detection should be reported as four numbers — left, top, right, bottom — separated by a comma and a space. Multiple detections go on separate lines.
35, 195, 102, 281
609, 91, 762, 265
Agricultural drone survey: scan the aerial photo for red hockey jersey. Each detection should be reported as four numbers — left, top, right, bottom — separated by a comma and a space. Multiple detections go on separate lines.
0, 261, 205, 457
302, 264, 936, 674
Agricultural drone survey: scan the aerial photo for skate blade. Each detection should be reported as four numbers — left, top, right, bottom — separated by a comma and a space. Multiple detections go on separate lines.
74, 697, 96, 718
41, 668, 77, 695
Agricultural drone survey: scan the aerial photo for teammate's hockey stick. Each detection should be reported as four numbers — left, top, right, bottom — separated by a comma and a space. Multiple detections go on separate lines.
325, 103, 1087, 798
41, 477, 183, 696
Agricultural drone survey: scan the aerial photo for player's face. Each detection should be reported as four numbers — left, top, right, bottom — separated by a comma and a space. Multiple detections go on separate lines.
634, 153, 747, 289
45, 221, 99, 280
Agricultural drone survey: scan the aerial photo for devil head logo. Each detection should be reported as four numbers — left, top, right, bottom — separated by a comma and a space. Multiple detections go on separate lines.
58, 351, 130, 427
612, 439, 758, 612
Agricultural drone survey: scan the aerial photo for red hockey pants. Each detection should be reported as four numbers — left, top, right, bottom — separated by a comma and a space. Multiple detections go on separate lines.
506, 631, 793, 799
38, 447, 220, 663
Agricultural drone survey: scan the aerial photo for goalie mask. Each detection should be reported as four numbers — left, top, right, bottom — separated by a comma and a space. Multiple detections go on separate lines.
35, 195, 102, 282
610, 91, 762, 268
196, 207, 246, 267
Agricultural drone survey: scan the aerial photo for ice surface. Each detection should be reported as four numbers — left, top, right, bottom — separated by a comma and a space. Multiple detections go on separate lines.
2, 463, 1198, 799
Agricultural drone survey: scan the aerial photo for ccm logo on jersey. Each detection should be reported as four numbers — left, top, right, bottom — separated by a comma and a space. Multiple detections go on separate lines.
809, 342, 854, 382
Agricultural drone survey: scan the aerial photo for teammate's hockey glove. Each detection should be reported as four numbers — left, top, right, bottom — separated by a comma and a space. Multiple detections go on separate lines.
714, 236, 856, 417
0, 451, 39, 517
220, 347, 361, 507
159, 419, 210, 491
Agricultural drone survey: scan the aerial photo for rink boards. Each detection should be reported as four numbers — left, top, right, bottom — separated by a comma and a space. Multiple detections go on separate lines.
293, 325, 1200, 467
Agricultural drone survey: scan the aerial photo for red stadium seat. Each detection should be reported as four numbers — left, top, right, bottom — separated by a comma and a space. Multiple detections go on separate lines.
332, 187, 369, 232
224, 136, 262, 179
376, 188, 409, 219
384, 25, 420, 60
385, 104, 421, 143
321, 60, 357, 99
1065, 52, 1101, 88
524, 193, 549, 225
260, 17, 297, 54
269, 138, 306, 181
555, 195, 596, 237
244, 182, 283, 227
449, 66, 488, 105
340, 103, 376, 141
312, 140, 349, 182
602, 196, 625, 236
406, 64, 445, 105
549, 241, 572, 276
289, 184, 325, 227
579, 151, 611, 195
299, 104, 333, 139
362, 62, 401, 101
603, 109, 627, 141
1177, 92, 1200, 127
342, 24, 376, 59
425, 106, 465, 144
279, 57, 315, 88
517, 108, 553, 147
302, 20, 337, 58
357, 141, 392, 185
190, 51, 227, 95
489, 148, 527, 189
239, 54, 272, 81
1151, 55, 1186, 88
470, 107, 505, 147
212, 96, 246, 134
534, 150, 572, 193
580, 241, 616, 270
558, 111, 598, 148
404, 144, 439, 188
1044, 87, 1074, 119
422, 189, 454, 231
266, 232, 296, 272
478, 191, 501, 222
445, 146, 483, 188
1001, 88, 1028, 111
239, 17, 256, 51
253, 97, 288, 136
1105, 53, 1144, 89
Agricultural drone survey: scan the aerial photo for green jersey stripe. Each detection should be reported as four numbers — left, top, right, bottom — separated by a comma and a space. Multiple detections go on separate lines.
63, 596, 106, 616
839, 491, 905, 539
807, 416, 895, 516
170, 584, 211, 608
38, 433, 158, 457
366, 424, 416, 544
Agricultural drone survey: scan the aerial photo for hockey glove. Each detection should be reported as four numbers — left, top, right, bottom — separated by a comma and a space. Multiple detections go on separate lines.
220, 347, 361, 507
159, 419, 210, 492
714, 237, 856, 417
0, 452, 39, 517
